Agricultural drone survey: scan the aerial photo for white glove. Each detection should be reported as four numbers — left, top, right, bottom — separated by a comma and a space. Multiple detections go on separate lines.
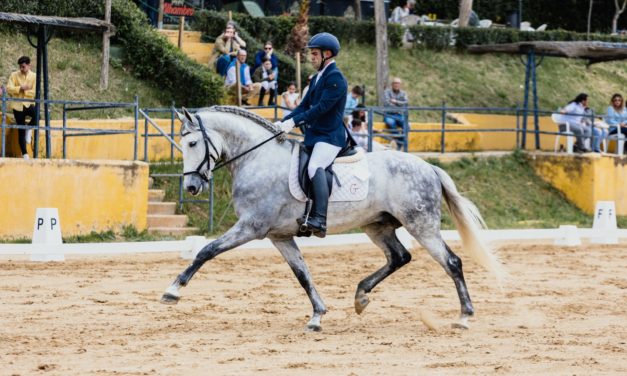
277, 118, 295, 133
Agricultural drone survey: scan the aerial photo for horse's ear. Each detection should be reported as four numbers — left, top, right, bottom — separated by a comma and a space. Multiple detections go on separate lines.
175, 110, 185, 124
182, 107, 198, 127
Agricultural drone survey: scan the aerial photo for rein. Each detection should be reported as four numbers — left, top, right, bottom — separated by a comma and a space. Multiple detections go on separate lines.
182, 114, 283, 182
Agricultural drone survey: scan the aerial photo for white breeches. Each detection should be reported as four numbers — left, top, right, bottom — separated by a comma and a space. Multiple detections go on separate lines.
308, 142, 341, 178
261, 80, 277, 91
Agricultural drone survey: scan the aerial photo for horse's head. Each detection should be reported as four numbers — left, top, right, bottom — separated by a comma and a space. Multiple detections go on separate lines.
177, 108, 220, 196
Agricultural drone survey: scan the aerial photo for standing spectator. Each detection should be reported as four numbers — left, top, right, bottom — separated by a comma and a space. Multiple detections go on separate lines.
253, 58, 278, 106
6, 56, 36, 159
560, 93, 592, 153
210, 22, 246, 77
383, 77, 409, 150
281, 82, 300, 117
253, 41, 279, 73
224, 49, 260, 106
605, 93, 627, 145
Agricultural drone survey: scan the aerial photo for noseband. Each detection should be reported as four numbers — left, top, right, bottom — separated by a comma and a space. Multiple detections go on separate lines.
182, 114, 284, 183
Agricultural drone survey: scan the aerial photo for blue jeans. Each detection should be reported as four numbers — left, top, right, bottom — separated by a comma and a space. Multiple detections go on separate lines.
384, 113, 406, 150
590, 126, 607, 152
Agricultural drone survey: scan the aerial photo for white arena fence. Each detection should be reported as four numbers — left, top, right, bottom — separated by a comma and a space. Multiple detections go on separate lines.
0, 228, 625, 261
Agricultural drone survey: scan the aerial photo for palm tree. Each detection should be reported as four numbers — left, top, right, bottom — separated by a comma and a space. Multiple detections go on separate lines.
285, 0, 310, 58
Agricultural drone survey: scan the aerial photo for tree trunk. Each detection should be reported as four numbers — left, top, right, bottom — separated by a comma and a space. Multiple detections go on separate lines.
459, 0, 473, 27
587, 0, 593, 40
99, 0, 112, 90
612, 0, 627, 34
374, 0, 388, 106
354, 0, 362, 20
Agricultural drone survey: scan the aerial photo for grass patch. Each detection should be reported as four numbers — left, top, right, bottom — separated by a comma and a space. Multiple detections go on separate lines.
0, 32, 171, 119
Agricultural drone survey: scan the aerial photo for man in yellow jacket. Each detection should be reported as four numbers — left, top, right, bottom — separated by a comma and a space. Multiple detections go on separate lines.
6, 56, 36, 159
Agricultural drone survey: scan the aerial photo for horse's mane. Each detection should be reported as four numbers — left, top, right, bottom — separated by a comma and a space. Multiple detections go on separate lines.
199, 105, 286, 141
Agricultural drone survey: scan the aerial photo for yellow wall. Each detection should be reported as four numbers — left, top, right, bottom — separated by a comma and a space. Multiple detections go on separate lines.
0, 158, 149, 239
528, 153, 627, 215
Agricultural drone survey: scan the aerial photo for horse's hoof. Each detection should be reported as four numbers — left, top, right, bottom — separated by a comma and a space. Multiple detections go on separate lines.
306, 324, 322, 332
160, 293, 180, 305
451, 315, 470, 329
354, 293, 370, 314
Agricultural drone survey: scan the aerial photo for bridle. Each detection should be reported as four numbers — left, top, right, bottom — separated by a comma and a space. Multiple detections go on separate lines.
182, 114, 284, 183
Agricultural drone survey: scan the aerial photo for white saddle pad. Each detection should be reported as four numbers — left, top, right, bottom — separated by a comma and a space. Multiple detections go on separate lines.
288, 145, 370, 202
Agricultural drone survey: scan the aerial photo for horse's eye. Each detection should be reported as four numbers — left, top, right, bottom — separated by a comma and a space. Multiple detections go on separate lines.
189, 141, 197, 147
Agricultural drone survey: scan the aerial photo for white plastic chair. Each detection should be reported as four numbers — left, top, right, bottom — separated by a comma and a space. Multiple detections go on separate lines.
536, 24, 548, 31
607, 132, 626, 155
479, 19, 493, 28
520, 21, 534, 31
551, 113, 574, 154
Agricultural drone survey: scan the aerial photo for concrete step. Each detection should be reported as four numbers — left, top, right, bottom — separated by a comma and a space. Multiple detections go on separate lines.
148, 227, 199, 236
148, 189, 165, 202
148, 202, 177, 215
147, 214, 189, 228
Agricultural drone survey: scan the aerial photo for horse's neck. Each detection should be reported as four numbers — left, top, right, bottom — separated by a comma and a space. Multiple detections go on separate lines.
209, 114, 290, 169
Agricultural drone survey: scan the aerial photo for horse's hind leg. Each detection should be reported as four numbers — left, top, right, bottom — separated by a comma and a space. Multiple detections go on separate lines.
355, 222, 412, 314
271, 238, 327, 332
412, 230, 474, 329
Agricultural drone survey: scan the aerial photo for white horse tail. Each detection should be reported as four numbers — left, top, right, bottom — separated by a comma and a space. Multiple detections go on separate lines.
433, 166, 506, 283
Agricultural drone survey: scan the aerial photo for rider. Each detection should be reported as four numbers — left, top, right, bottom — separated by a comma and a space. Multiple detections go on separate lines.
275, 32, 349, 238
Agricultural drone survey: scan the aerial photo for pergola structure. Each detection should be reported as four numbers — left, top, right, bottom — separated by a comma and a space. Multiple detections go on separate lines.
0, 12, 114, 157
468, 41, 627, 149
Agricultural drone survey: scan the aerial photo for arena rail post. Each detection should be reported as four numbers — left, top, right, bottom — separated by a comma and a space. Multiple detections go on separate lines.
367, 108, 374, 152
440, 101, 447, 153
62, 103, 67, 159
170, 101, 176, 163
515, 102, 520, 148
1, 87, 6, 157
134, 95, 139, 160
403, 108, 409, 152
143, 113, 149, 162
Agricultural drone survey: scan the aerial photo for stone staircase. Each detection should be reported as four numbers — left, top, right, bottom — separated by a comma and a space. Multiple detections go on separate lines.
147, 188, 198, 236
158, 29, 213, 65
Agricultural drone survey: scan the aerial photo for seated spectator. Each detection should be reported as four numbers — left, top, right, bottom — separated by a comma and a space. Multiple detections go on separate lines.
351, 118, 386, 152
383, 77, 409, 150
6, 55, 36, 159
253, 41, 279, 73
210, 22, 246, 77
560, 93, 593, 153
281, 82, 300, 117
253, 57, 278, 106
583, 106, 607, 153
347, 104, 368, 130
224, 49, 260, 106
345, 85, 364, 115
388, 0, 415, 24
605, 93, 627, 145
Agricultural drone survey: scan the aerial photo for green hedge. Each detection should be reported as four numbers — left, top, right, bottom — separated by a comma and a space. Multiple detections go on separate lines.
407, 25, 627, 50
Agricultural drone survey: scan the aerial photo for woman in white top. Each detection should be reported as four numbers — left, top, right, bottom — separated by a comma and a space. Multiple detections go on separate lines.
605, 93, 627, 141
281, 82, 300, 117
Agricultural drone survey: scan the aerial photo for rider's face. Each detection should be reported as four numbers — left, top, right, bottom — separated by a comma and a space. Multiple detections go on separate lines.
310, 49, 325, 70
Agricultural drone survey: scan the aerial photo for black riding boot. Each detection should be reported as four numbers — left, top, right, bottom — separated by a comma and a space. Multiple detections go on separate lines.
268, 88, 277, 106
305, 168, 329, 238
258, 87, 266, 106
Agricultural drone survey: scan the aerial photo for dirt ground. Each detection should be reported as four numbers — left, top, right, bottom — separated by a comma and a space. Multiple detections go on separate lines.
1, 241, 626, 375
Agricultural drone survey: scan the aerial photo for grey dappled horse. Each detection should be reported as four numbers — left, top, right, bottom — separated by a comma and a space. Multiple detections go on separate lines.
161, 106, 504, 331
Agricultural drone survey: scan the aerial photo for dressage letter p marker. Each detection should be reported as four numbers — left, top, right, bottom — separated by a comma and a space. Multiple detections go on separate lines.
37, 218, 44, 230
31, 208, 64, 262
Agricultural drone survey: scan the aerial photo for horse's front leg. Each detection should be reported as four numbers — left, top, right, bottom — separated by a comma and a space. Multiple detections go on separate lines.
271, 237, 327, 332
160, 219, 262, 304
